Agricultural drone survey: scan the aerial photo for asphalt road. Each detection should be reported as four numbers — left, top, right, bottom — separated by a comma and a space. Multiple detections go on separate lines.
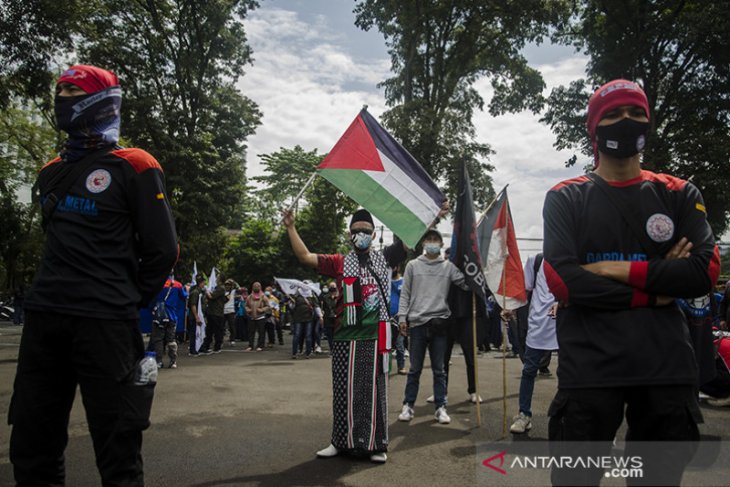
1, 321, 729, 487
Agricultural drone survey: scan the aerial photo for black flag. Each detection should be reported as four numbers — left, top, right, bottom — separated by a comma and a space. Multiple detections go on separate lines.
449, 162, 487, 299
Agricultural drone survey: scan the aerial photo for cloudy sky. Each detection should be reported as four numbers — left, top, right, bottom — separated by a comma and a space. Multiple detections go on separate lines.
238, 0, 589, 257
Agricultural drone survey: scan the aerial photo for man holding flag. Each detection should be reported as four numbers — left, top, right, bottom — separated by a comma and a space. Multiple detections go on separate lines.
283, 208, 406, 463
448, 163, 490, 407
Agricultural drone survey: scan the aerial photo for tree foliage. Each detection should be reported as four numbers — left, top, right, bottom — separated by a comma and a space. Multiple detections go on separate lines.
354, 0, 569, 208
542, 0, 730, 235
0, 102, 58, 290
77, 0, 263, 270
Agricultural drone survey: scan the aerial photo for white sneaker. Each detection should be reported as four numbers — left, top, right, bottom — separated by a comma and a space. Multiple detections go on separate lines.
398, 404, 414, 422
316, 444, 340, 458
404, 350, 410, 358
435, 406, 451, 424
315, 345, 322, 354
470, 393, 483, 404
510, 412, 532, 433
370, 452, 387, 463
426, 395, 435, 403
230, 341, 236, 346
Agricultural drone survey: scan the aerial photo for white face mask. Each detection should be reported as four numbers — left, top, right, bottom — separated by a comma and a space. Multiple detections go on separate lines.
424, 243, 441, 255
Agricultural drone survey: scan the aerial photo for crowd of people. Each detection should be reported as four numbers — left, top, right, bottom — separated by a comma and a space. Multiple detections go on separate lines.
5, 62, 730, 486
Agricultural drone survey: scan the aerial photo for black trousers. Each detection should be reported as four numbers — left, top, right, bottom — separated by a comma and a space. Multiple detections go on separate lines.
248, 318, 266, 349
444, 319, 477, 394
548, 385, 701, 486
201, 314, 224, 352
9, 311, 153, 487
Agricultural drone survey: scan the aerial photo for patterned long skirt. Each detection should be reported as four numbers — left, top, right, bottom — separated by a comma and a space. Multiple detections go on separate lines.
331, 339, 388, 453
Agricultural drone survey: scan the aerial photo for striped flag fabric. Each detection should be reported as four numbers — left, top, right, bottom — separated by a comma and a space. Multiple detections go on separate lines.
317, 108, 446, 248
477, 188, 527, 310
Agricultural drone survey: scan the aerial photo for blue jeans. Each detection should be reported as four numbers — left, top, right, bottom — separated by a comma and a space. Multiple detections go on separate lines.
518, 345, 546, 416
403, 323, 448, 409
395, 334, 406, 369
292, 321, 312, 356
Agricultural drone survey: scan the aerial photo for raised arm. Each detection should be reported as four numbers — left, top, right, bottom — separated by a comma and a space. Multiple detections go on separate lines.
282, 209, 318, 269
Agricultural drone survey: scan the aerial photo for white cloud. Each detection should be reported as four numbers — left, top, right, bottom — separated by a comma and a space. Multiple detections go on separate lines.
238, 6, 596, 255
239, 7, 390, 179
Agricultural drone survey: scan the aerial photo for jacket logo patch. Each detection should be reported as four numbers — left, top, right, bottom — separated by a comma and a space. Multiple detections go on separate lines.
86, 169, 112, 193
645, 213, 674, 243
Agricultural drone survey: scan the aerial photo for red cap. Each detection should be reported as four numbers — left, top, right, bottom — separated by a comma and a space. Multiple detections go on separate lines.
57, 64, 119, 94
586, 79, 650, 141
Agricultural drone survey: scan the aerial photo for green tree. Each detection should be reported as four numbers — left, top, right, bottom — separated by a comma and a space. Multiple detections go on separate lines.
0, 102, 57, 290
542, 0, 730, 235
354, 0, 569, 208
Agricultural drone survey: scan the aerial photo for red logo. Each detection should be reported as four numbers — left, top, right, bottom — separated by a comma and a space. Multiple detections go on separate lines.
482, 451, 507, 475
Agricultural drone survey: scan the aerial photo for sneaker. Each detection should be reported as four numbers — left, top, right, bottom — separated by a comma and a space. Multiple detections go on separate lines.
398, 368, 407, 375
199, 349, 212, 355
510, 412, 532, 433
470, 393, 483, 404
426, 395, 435, 403
188, 351, 199, 357
435, 406, 451, 424
398, 404, 414, 422
169, 361, 177, 369
255, 347, 263, 352
538, 367, 552, 377
708, 396, 730, 407
404, 350, 410, 358
316, 444, 340, 458
291, 354, 298, 359
230, 341, 236, 346
213, 349, 222, 354
244, 347, 253, 352
157, 362, 164, 369
370, 452, 387, 463
315, 345, 322, 354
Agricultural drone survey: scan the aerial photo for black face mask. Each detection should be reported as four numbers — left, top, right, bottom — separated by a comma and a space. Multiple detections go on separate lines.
595, 118, 649, 159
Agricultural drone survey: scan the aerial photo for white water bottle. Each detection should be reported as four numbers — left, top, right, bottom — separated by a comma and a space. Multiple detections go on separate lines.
134, 351, 158, 385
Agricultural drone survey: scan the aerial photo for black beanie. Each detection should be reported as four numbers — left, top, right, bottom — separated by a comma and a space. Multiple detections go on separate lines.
350, 209, 374, 228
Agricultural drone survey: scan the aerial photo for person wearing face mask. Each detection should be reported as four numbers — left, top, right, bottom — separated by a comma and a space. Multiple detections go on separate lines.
245, 282, 270, 352
264, 286, 280, 347
396, 230, 469, 425
543, 79, 720, 485
9, 65, 178, 486
282, 207, 408, 464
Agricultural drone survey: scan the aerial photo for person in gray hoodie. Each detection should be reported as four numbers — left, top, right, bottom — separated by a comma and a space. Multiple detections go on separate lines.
397, 229, 469, 424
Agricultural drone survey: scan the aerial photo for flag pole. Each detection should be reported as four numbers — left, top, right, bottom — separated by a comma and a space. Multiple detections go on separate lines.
476, 184, 509, 227
472, 292, 482, 427
285, 171, 318, 214
501, 263, 508, 438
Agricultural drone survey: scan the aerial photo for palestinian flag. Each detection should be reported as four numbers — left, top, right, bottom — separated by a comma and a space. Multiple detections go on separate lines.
317, 109, 446, 248
477, 187, 527, 310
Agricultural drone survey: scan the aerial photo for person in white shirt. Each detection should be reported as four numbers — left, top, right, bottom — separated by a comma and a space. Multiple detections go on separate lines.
501, 253, 557, 433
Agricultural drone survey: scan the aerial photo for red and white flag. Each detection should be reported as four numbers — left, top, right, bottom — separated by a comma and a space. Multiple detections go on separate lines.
477, 188, 527, 310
